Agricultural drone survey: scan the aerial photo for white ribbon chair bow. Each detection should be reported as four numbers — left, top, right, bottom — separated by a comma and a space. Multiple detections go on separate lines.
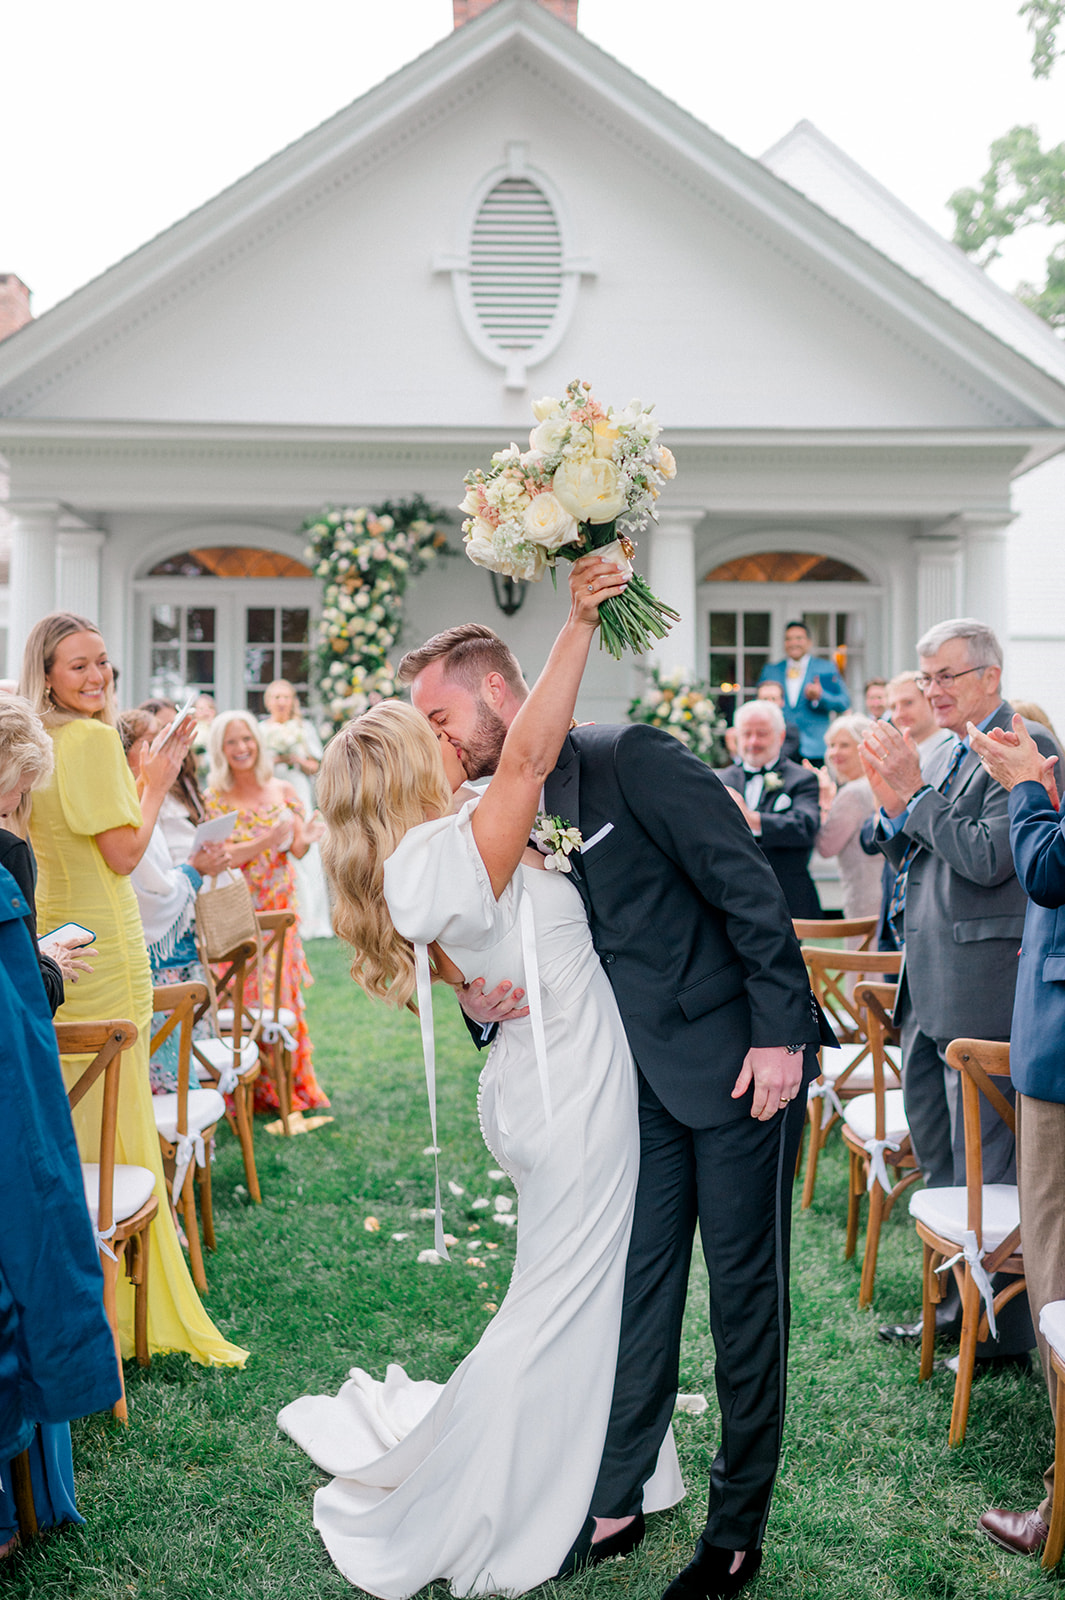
863, 1135, 902, 1194
936, 1228, 999, 1341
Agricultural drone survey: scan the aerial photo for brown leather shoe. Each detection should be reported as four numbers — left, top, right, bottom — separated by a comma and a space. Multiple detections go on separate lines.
978, 1507, 1049, 1556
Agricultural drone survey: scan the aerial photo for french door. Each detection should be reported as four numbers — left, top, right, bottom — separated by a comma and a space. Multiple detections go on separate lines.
700, 584, 882, 705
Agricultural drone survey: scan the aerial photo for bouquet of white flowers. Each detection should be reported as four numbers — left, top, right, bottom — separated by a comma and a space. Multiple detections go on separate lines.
460, 379, 680, 659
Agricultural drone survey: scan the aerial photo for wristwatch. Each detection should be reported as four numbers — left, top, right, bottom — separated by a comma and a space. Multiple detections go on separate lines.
784, 1043, 807, 1055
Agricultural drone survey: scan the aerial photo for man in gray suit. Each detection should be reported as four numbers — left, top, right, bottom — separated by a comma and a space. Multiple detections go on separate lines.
860, 617, 1057, 1352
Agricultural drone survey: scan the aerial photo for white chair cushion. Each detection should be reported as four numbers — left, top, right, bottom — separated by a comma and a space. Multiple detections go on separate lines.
909, 1183, 1020, 1253
216, 1006, 297, 1032
843, 1090, 909, 1145
814, 1044, 901, 1095
82, 1163, 156, 1226
1039, 1300, 1065, 1359
193, 1036, 259, 1079
153, 1088, 226, 1143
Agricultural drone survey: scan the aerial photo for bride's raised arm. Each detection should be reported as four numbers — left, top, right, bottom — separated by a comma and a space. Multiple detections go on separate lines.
471, 553, 627, 899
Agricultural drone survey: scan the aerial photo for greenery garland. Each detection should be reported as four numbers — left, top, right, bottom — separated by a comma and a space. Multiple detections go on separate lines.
302, 496, 453, 737
627, 665, 729, 767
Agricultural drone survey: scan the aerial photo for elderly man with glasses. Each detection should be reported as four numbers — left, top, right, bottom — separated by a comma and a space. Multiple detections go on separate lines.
859, 618, 1059, 1360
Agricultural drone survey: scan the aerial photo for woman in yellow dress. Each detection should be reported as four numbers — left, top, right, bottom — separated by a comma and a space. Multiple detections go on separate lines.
20, 613, 247, 1369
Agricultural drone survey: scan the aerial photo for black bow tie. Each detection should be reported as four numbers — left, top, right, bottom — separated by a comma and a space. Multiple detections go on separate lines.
743, 764, 770, 777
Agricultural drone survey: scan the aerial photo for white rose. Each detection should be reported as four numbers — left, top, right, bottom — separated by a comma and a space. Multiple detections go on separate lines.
529, 415, 570, 457
522, 492, 578, 552
459, 487, 482, 516
656, 445, 677, 480
531, 395, 562, 421
464, 518, 499, 569
552, 457, 628, 524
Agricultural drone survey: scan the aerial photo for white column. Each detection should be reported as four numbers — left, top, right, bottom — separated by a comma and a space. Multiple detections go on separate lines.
647, 506, 702, 678
8, 502, 60, 678
56, 525, 106, 620
961, 514, 1012, 655
912, 533, 962, 643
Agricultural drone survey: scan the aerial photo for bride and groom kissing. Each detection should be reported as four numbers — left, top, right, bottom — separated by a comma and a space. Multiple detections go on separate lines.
280, 553, 833, 1600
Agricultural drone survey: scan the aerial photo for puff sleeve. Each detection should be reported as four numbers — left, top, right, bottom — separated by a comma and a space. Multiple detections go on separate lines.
55, 720, 142, 836
383, 798, 520, 951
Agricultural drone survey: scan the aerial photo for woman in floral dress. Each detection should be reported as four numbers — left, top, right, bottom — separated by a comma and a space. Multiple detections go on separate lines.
204, 711, 329, 1118
259, 679, 332, 939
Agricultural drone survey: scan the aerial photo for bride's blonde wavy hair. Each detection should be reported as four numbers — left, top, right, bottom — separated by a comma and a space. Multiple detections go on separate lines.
318, 700, 454, 1009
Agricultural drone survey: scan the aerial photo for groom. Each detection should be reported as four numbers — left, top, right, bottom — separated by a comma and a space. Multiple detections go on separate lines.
399, 619, 831, 1600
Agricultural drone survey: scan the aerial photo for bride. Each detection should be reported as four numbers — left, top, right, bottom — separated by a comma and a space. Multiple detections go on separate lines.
278, 555, 683, 1597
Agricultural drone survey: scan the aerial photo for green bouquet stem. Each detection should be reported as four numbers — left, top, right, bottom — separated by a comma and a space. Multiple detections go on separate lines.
558, 520, 681, 660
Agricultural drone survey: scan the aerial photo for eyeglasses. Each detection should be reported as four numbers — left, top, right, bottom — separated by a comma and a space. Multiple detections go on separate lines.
914, 666, 991, 691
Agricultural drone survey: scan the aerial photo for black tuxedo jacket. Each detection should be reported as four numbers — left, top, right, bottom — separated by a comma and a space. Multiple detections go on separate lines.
717, 757, 822, 919
541, 724, 830, 1127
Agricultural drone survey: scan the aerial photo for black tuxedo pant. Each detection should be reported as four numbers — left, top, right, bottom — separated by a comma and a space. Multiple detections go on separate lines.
589, 1068, 807, 1549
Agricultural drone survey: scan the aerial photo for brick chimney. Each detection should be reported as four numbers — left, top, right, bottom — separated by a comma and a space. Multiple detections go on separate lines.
0, 275, 32, 343
454, 0, 578, 25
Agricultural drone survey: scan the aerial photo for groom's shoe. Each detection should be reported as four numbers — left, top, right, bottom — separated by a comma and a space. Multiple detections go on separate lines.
662, 1540, 762, 1600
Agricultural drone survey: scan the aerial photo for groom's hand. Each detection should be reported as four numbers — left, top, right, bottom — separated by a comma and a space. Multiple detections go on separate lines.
459, 977, 530, 1025
732, 1045, 804, 1120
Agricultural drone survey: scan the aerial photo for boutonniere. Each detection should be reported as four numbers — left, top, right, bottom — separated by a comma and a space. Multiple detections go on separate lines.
532, 813, 583, 873
762, 771, 784, 794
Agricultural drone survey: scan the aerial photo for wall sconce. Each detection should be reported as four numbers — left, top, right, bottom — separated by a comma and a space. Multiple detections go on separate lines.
489, 572, 528, 617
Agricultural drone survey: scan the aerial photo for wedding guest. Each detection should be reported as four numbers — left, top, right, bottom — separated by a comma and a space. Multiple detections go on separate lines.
20, 612, 246, 1369
204, 711, 329, 1121
862, 618, 1052, 1359
192, 694, 216, 786
755, 680, 801, 761
757, 619, 849, 764
0, 860, 121, 1556
1011, 699, 1064, 756
260, 679, 332, 939
139, 696, 176, 729
813, 713, 880, 918
117, 709, 228, 1093
0, 693, 93, 1011
157, 745, 210, 868
967, 714, 1065, 1559
718, 699, 822, 916
864, 678, 889, 719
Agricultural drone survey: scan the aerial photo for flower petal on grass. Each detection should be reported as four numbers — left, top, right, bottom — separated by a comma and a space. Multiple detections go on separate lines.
447, 1180, 465, 1196
417, 1249, 444, 1265
493, 1196, 514, 1213
363, 1217, 381, 1232
675, 1393, 708, 1416
472, 1197, 491, 1209
391, 1232, 411, 1241
487, 1170, 505, 1180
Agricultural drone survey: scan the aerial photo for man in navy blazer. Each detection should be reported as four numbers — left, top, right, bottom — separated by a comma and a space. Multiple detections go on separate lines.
758, 620, 849, 763
967, 715, 1065, 1560
400, 621, 833, 1600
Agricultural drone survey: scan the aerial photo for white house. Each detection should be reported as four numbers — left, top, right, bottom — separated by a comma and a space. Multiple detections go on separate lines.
1, 0, 1064, 727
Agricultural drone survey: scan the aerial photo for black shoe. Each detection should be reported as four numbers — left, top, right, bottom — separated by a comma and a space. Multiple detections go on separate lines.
662, 1541, 762, 1600
939, 1351, 1032, 1379
878, 1307, 961, 1346
588, 1511, 645, 1566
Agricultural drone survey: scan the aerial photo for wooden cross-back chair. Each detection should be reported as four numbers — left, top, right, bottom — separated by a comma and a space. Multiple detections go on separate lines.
150, 981, 223, 1293
792, 915, 877, 950
56, 1018, 152, 1424
843, 981, 921, 1306
203, 909, 299, 1134
798, 945, 903, 1209
910, 1039, 1026, 1446
190, 935, 263, 1200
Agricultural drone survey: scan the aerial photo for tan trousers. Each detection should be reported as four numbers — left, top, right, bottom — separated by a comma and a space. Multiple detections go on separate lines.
1017, 1093, 1065, 1521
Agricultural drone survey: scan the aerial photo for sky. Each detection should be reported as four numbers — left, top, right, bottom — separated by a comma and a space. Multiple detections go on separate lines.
3, 0, 1064, 317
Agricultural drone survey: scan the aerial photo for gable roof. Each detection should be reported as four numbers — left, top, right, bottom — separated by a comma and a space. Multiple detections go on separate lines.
2, 0, 1065, 429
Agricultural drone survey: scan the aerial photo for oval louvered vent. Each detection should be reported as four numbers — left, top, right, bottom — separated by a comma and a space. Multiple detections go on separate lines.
469, 177, 563, 357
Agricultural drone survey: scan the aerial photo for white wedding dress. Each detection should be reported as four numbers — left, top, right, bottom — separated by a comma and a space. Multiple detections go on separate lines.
278, 799, 683, 1597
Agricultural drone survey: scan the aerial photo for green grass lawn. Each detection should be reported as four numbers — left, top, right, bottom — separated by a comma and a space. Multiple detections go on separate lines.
7, 940, 1058, 1599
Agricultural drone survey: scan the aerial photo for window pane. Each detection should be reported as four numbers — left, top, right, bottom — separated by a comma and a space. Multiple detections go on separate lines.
246, 688, 267, 718
246, 608, 275, 645
802, 613, 829, 650
744, 653, 770, 688
280, 608, 310, 644
186, 607, 216, 644
743, 612, 771, 648
245, 646, 274, 686
281, 649, 309, 685
709, 613, 737, 648
186, 649, 214, 684
709, 652, 738, 687
151, 605, 180, 643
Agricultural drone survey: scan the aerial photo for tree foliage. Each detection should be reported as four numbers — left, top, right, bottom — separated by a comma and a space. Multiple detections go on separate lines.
949, 2, 1065, 331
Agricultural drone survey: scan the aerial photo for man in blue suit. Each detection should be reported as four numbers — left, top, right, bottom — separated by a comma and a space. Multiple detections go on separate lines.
758, 620, 850, 763
967, 713, 1065, 1561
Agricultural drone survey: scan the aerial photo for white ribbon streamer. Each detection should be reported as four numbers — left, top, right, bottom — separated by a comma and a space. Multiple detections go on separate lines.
414, 942, 450, 1262
863, 1135, 902, 1194
94, 1221, 118, 1263
809, 1078, 845, 1130
936, 1228, 999, 1341
172, 1130, 207, 1203
519, 892, 552, 1138
260, 1020, 298, 1053
213, 1059, 239, 1096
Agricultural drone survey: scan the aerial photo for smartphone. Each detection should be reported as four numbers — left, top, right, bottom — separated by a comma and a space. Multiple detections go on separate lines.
41, 922, 96, 946
157, 696, 196, 748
